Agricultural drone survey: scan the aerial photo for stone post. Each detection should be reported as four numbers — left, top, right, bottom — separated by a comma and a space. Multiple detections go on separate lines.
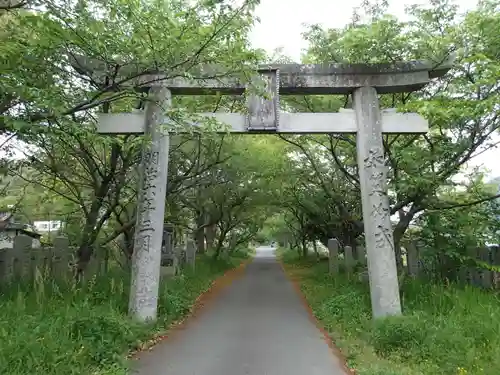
479, 246, 492, 289
161, 223, 174, 260
467, 247, 480, 287
14, 235, 32, 280
492, 246, 500, 289
328, 238, 339, 274
354, 86, 401, 318
186, 239, 196, 271
175, 245, 186, 269
356, 245, 367, 266
51, 236, 70, 281
128, 86, 171, 322
0, 248, 14, 282
406, 241, 419, 278
160, 231, 178, 278
344, 245, 354, 274
31, 247, 48, 279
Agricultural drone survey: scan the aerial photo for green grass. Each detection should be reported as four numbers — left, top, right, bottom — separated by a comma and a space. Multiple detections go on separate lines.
280, 250, 500, 375
0, 250, 250, 375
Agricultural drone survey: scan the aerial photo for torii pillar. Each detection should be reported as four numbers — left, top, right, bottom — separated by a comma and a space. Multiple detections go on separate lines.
353, 87, 401, 317
77, 57, 452, 321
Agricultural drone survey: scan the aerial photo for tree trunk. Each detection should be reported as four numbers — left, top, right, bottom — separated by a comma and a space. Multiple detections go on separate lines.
301, 237, 308, 258
205, 224, 216, 250
195, 212, 206, 254
75, 204, 103, 278
312, 241, 319, 260
213, 227, 228, 259
393, 208, 419, 274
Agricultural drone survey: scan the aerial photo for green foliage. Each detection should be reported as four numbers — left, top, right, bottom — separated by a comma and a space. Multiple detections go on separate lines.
0, 254, 248, 375
282, 252, 500, 375
413, 176, 500, 278
279, 0, 500, 253
0, 0, 262, 131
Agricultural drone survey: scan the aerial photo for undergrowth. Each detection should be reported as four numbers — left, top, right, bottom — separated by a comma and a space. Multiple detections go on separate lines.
0, 250, 250, 375
280, 249, 500, 375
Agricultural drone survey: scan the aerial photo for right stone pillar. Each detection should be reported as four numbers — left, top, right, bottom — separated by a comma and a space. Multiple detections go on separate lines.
353, 86, 402, 318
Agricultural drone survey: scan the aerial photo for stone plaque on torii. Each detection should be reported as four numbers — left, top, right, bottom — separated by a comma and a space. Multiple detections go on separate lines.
72, 57, 452, 321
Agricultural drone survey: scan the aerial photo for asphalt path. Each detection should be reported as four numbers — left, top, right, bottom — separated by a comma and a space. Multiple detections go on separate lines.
134, 246, 347, 375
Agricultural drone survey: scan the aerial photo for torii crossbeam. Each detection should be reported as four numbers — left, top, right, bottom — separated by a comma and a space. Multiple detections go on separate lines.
73, 57, 452, 321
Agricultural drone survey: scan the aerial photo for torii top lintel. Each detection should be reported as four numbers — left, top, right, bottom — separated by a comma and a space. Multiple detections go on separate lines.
71, 55, 453, 95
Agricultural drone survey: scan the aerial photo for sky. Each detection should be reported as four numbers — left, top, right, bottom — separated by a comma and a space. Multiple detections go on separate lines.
247, 0, 500, 180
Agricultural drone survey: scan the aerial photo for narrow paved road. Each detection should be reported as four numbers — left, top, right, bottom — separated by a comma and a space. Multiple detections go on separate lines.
134, 246, 347, 375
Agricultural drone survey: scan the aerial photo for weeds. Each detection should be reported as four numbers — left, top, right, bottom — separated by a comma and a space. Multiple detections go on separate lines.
0, 252, 248, 375
281, 251, 500, 375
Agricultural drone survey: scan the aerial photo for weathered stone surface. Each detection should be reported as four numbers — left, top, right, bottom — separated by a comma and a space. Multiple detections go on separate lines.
246, 69, 279, 131
356, 245, 367, 266
175, 245, 186, 268
128, 87, 171, 322
71, 55, 453, 95
479, 247, 492, 288
52, 236, 70, 279
467, 247, 481, 286
327, 238, 339, 274
13, 235, 32, 279
161, 224, 175, 266
160, 265, 176, 278
344, 245, 354, 274
97, 110, 428, 135
0, 247, 13, 282
354, 86, 401, 318
186, 239, 196, 270
406, 242, 419, 278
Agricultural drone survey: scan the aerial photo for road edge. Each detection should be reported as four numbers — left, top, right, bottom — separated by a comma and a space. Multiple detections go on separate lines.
278, 258, 356, 375
129, 256, 253, 357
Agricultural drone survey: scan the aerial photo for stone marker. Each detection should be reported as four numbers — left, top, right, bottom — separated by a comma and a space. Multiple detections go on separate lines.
161, 224, 175, 268
186, 239, 196, 270
0, 248, 13, 282
14, 235, 32, 279
128, 86, 171, 322
492, 246, 500, 288
406, 242, 419, 278
479, 247, 492, 288
160, 230, 178, 278
356, 245, 367, 266
467, 247, 480, 286
175, 245, 186, 268
344, 245, 355, 274
52, 236, 70, 280
328, 238, 339, 274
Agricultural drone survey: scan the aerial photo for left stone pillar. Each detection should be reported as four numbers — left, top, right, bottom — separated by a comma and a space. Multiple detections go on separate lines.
353, 86, 401, 318
129, 86, 171, 322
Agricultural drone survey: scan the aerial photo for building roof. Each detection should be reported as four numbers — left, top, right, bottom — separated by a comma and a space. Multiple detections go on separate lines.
0, 212, 42, 238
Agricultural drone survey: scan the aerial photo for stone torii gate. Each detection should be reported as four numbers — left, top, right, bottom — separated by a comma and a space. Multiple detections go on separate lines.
81, 59, 451, 321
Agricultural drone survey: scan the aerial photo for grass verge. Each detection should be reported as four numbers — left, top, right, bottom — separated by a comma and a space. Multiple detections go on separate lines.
0, 249, 251, 375
279, 249, 500, 375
